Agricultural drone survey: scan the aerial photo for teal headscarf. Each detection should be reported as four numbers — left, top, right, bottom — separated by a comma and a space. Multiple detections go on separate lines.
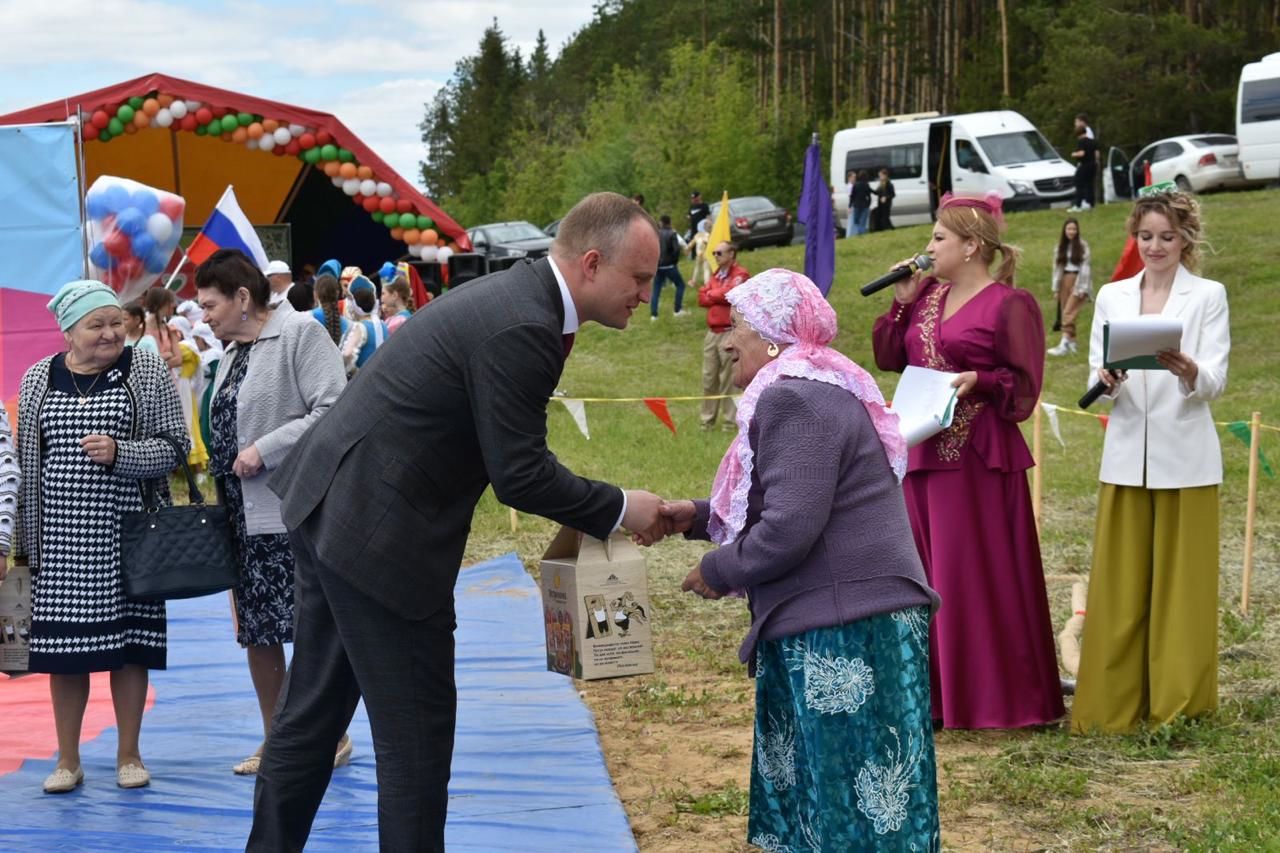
317, 259, 342, 280
47, 280, 121, 331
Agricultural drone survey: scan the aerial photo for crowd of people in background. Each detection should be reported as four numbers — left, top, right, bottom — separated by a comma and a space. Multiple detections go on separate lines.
0, 179, 1233, 852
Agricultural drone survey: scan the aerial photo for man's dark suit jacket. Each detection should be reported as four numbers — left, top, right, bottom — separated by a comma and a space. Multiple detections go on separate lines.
270, 258, 624, 620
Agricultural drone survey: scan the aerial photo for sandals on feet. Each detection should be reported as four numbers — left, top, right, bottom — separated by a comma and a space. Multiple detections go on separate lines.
43, 766, 84, 794
117, 763, 151, 789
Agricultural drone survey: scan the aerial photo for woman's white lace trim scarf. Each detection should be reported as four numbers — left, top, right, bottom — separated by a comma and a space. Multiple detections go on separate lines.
707, 269, 907, 546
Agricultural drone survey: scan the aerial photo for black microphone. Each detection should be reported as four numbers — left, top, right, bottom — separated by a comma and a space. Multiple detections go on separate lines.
860, 254, 933, 297
1079, 370, 1123, 409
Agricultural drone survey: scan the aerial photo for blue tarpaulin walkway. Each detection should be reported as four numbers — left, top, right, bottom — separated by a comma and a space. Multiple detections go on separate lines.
0, 553, 637, 851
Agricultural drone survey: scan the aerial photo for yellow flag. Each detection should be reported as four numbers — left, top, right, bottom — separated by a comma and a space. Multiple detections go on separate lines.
707, 190, 732, 273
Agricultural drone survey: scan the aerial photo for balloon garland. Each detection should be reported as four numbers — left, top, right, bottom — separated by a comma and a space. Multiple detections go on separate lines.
80, 88, 462, 256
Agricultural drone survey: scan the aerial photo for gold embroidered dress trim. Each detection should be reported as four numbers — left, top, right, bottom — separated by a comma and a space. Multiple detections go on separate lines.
917, 284, 983, 463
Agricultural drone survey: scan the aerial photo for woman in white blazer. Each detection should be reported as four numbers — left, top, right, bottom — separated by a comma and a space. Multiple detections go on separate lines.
1072, 190, 1229, 734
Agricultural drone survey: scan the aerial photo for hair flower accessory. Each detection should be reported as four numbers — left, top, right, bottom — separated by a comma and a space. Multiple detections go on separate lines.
939, 191, 1006, 228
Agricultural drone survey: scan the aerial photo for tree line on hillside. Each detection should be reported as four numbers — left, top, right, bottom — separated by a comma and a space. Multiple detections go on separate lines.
420, 0, 1280, 229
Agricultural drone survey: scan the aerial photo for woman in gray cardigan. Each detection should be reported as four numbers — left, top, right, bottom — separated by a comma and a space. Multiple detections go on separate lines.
661, 269, 941, 851
194, 249, 350, 775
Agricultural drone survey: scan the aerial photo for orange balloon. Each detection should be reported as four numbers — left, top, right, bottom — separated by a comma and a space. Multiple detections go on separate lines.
157, 93, 175, 107
356, 165, 373, 180
421, 229, 438, 245
142, 98, 160, 116
338, 162, 357, 179
221, 131, 232, 141
323, 161, 342, 177
124, 123, 138, 135
448, 242, 460, 252
231, 126, 248, 143
262, 119, 279, 133
403, 228, 420, 244
247, 122, 264, 139
133, 111, 150, 127
390, 227, 404, 240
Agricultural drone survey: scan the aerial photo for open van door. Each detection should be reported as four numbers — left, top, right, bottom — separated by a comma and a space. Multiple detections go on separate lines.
926, 121, 953, 219
1104, 146, 1132, 203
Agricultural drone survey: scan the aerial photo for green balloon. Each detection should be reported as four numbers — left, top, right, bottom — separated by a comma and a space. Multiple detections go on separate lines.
253, 114, 263, 123
398, 212, 416, 229
98, 130, 112, 143
237, 112, 253, 127
371, 211, 384, 224
320, 144, 338, 161
337, 148, 354, 163
386, 215, 399, 231
221, 115, 239, 133
128, 96, 144, 110
303, 147, 321, 164
195, 125, 207, 137
416, 215, 432, 230
108, 117, 125, 135
117, 104, 135, 122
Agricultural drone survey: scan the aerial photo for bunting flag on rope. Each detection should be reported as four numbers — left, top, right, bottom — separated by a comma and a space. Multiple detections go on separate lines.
556, 398, 590, 440
1099, 414, 1109, 431
1040, 402, 1066, 448
643, 398, 676, 435
1227, 422, 1275, 478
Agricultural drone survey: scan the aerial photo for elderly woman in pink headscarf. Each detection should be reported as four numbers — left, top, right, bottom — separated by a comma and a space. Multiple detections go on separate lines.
660, 269, 940, 851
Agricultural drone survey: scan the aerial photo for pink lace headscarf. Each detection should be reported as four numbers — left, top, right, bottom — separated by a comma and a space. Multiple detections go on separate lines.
938, 190, 1006, 228
706, 269, 907, 546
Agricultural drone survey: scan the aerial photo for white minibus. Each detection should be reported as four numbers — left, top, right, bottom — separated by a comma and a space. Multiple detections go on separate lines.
1237, 53, 1280, 182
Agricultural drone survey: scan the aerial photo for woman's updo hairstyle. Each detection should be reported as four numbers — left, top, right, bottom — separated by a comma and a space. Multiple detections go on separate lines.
194, 248, 271, 308
1126, 190, 1204, 272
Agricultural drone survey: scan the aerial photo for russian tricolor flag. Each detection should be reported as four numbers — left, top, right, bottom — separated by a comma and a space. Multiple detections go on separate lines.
187, 186, 269, 271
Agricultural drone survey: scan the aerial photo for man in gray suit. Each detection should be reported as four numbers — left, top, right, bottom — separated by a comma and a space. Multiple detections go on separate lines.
247, 192, 666, 852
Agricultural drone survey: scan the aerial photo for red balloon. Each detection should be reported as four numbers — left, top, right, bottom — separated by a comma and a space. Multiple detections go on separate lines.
158, 194, 185, 221
353, 193, 366, 205
91, 110, 110, 129
211, 106, 227, 118
83, 123, 100, 141
395, 199, 413, 214
379, 197, 396, 214
195, 107, 213, 125
362, 197, 379, 212
179, 115, 198, 132
316, 130, 333, 146
105, 229, 132, 258
117, 256, 143, 281
297, 133, 316, 150
271, 145, 287, 157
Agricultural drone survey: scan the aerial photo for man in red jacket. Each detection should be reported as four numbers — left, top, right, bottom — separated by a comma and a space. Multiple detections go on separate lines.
698, 240, 750, 429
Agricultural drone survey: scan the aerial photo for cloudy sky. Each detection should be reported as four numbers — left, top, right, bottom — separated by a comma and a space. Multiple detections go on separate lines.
0, 0, 599, 188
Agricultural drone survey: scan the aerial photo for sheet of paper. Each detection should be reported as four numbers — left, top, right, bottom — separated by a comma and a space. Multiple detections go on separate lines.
1103, 317, 1183, 370
891, 365, 961, 448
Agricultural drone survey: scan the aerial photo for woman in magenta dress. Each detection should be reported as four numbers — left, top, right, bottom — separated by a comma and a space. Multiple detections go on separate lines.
872, 191, 1063, 729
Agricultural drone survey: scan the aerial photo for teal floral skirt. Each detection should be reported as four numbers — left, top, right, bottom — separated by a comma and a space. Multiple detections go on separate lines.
748, 608, 940, 852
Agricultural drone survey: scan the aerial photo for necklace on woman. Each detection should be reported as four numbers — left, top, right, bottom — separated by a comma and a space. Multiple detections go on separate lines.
67, 357, 105, 405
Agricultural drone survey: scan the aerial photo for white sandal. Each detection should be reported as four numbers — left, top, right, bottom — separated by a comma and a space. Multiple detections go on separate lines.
233, 753, 262, 776
334, 734, 354, 769
43, 766, 84, 794
117, 762, 151, 789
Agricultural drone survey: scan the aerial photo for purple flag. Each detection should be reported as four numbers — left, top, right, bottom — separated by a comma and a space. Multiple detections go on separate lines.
798, 139, 835, 296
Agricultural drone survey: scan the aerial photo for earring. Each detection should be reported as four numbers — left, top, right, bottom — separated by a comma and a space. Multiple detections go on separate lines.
767, 342, 780, 357
964, 254, 972, 263
241, 311, 249, 321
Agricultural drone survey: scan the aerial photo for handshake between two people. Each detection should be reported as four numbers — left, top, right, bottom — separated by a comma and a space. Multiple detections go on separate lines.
621, 490, 722, 602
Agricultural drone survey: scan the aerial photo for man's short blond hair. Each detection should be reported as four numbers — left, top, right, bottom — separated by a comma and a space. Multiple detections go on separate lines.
553, 192, 659, 261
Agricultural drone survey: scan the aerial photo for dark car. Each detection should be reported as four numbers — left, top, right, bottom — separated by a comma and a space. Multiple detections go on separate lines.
707, 196, 794, 249
542, 219, 561, 238
466, 221, 555, 261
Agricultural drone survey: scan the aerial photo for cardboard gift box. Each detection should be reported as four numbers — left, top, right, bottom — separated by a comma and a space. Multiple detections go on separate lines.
540, 528, 654, 681
0, 565, 32, 674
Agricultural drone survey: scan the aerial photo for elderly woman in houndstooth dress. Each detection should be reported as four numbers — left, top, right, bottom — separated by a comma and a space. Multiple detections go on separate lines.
14, 280, 188, 794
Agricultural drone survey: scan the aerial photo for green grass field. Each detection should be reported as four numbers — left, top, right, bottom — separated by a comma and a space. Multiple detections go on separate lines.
461, 188, 1280, 849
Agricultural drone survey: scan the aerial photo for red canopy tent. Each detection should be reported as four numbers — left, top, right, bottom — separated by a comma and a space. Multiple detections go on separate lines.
0, 72, 470, 276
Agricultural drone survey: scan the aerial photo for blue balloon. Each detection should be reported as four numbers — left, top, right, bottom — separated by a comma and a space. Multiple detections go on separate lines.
144, 249, 171, 274
129, 190, 159, 217
116, 208, 147, 237
86, 192, 108, 220
131, 232, 157, 260
102, 184, 129, 215
89, 242, 115, 271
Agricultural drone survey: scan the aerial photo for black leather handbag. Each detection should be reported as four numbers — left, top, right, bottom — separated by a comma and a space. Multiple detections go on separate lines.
121, 433, 239, 601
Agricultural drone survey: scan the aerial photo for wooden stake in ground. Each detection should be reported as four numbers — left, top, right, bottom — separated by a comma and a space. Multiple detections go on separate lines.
510, 507, 519, 533
1240, 410, 1262, 614
1032, 399, 1043, 532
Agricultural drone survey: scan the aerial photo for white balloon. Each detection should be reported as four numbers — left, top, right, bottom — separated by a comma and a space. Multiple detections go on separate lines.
331, 176, 345, 188
407, 243, 423, 257
437, 247, 454, 265
419, 245, 438, 262
342, 178, 360, 196
146, 212, 174, 244
289, 124, 306, 137
169, 101, 188, 119
246, 137, 259, 150
184, 100, 202, 111
258, 134, 276, 151
359, 179, 377, 197
154, 109, 173, 128
273, 127, 291, 146
375, 182, 393, 197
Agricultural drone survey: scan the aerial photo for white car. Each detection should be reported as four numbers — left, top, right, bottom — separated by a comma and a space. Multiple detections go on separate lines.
1104, 133, 1261, 200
